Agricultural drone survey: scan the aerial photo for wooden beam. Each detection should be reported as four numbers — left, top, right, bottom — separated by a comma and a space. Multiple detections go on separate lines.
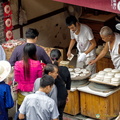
13, 7, 66, 30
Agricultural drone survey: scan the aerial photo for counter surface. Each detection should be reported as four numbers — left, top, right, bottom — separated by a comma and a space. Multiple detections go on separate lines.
76, 85, 120, 97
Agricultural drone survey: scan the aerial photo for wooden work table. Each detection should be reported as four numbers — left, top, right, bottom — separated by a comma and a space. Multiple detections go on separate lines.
77, 85, 120, 120
64, 82, 120, 119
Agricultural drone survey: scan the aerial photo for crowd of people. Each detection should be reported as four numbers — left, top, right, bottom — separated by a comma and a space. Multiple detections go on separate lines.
0, 15, 120, 120
0, 27, 71, 120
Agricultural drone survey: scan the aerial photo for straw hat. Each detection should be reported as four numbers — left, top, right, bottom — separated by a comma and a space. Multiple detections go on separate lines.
0, 61, 11, 82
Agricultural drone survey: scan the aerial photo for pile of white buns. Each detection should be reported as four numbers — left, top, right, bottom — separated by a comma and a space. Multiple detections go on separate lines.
69, 68, 89, 78
90, 68, 120, 85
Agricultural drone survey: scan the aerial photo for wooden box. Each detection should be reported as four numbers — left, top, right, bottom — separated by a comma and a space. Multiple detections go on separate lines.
80, 90, 120, 120
96, 57, 114, 72
3, 45, 64, 61
64, 90, 80, 115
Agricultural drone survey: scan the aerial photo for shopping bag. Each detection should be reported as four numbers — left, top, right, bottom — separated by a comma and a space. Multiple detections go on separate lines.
11, 80, 17, 101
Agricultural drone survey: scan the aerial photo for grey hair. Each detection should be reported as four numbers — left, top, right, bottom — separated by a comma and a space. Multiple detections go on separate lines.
99, 26, 113, 36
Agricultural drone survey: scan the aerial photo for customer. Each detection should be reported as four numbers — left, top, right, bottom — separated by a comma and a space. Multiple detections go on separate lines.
9, 28, 51, 66
66, 15, 96, 74
14, 43, 42, 106
89, 26, 120, 70
0, 61, 14, 120
50, 49, 71, 120
19, 75, 59, 120
33, 64, 58, 104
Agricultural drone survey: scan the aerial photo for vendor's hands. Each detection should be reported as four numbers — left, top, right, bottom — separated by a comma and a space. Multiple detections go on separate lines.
67, 51, 71, 58
78, 53, 86, 62
89, 59, 96, 65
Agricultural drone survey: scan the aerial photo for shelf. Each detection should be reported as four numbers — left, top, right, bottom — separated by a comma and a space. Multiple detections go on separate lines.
80, 13, 116, 22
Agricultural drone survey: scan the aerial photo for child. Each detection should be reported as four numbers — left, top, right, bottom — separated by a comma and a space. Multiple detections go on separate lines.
0, 60, 14, 120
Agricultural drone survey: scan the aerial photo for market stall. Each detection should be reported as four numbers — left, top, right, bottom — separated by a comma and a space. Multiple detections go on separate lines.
65, 67, 120, 120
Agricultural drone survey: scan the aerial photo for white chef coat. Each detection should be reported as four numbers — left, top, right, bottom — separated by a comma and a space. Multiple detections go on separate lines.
70, 24, 96, 74
70, 23, 96, 57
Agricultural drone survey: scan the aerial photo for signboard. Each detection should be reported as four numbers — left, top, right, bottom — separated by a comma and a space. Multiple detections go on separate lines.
53, 0, 120, 14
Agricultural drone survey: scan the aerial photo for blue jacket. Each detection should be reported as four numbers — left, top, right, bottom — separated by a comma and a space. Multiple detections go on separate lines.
0, 81, 14, 120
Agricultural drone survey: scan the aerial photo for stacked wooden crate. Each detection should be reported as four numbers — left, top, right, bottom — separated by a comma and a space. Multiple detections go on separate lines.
2, 40, 63, 61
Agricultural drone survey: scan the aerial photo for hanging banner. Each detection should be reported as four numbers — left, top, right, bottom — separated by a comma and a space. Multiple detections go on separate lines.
53, 0, 120, 14
2, 1, 13, 41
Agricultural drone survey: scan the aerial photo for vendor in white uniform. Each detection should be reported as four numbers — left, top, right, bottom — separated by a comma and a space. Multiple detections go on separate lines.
89, 26, 120, 70
66, 15, 97, 74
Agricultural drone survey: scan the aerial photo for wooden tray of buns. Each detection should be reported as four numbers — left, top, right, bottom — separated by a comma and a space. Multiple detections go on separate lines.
71, 72, 91, 81
89, 78, 120, 86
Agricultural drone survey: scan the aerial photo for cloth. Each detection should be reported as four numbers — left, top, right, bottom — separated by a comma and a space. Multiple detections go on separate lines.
9, 43, 52, 66
108, 33, 120, 70
0, 81, 14, 120
70, 24, 96, 57
14, 59, 42, 92
17, 91, 34, 105
17, 92, 25, 105
78, 53, 86, 62
76, 55, 96, 74
19, 7, 27, 25
0, 45, 6, 60
19, 91, 59, 120
33, 78, 58, 104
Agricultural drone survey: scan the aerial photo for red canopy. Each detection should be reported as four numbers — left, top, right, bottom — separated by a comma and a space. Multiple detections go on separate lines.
53, 0, 120, 14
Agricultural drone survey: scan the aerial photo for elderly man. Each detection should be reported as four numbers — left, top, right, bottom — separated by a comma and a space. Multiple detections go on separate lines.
89, 26, 120, 70
33, 64, 58, 104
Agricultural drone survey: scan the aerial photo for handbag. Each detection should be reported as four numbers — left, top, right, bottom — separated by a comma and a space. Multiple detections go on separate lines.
11, 79, 17, 101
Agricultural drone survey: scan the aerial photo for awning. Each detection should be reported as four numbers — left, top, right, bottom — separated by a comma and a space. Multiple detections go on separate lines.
53, 0, 120, 14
